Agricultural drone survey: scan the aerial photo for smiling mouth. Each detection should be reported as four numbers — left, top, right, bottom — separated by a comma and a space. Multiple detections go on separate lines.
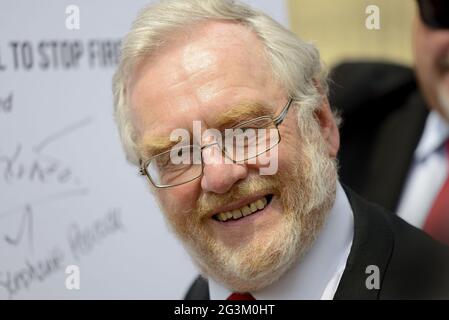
212, 194, 274, 222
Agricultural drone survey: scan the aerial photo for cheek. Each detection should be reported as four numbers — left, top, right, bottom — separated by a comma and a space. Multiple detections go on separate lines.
414, 32, 449, 107
277, 142, 298, 171
420, 42, 439, 73
279, 126, 301, 155
416, 31, 448, 74
270, 120, 303, 172
246, 131, 298, 175
414, 30, 434, 73
157, 184, 200, 216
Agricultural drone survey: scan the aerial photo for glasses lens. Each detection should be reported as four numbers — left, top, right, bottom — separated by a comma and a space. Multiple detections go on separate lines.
147, 145, 202, 187
418, 0, 449, 29
222, 117, 280, 162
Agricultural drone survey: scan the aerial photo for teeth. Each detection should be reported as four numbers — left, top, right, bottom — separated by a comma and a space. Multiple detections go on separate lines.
232, 209, 243, 219
250, 202, 257, 213
255, 199, 264, 210
215, 196, 270, 222
241, 206, 251, 216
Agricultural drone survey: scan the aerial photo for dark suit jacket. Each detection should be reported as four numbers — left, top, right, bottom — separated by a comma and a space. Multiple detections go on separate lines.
184, 188, 449, 299
329, 62, 429, 212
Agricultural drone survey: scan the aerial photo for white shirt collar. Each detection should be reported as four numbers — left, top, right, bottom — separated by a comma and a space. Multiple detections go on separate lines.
415, 111, 449, 162
208, 181, 354, 300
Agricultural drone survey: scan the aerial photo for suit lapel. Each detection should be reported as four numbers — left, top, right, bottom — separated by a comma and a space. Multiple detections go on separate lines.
333, 186, 394, 299
184, 275, 210, 300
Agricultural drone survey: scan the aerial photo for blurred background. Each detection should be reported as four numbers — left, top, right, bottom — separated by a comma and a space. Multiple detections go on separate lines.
289, 0, 415, 67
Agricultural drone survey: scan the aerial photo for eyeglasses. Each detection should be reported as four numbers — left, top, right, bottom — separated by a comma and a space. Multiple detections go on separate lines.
139, 98, 294, 188
417, 0, 449, 29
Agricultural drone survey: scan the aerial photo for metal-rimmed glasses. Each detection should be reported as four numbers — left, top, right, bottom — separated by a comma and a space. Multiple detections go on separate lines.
139, 98, 294, 188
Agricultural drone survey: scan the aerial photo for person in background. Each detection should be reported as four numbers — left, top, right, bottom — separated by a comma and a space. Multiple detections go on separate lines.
113, 0, 449, 299
331, 0, 449, 246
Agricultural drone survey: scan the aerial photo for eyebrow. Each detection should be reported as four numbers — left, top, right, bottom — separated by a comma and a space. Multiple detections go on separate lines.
213, 101, 274, 129
138, 135, 184, 159
138, 101, 274, 158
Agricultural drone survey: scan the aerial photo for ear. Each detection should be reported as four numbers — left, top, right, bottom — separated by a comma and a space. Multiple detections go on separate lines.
314, 92, 340, 158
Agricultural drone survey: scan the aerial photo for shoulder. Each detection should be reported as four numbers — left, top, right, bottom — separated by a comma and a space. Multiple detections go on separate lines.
329, 61, 418, 115
381, 207, 449, 298
345, 189, 449, 299
184, 275, 209, 300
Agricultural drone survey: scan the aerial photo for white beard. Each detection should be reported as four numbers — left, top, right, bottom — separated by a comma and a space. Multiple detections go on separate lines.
171, 128, 338, 293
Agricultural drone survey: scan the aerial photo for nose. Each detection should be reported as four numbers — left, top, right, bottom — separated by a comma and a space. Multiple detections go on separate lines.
200, 144, 248, 194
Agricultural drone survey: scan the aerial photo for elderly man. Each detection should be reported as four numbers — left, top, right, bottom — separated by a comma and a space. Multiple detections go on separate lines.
113, 0, 449, 299
332, 0, 449, 246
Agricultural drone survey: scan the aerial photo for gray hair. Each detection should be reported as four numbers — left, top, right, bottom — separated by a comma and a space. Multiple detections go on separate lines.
113, 0, 330, 164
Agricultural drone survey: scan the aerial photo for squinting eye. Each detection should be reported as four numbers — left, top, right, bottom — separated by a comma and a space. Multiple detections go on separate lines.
235, 127, 254, 134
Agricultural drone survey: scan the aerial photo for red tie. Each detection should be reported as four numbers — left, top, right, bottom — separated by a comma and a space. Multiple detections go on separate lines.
423, 139, 449, 246
227, 292, 255, 300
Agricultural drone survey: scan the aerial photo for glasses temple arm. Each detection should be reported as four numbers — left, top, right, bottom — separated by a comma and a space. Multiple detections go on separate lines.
273, 98, 293, 126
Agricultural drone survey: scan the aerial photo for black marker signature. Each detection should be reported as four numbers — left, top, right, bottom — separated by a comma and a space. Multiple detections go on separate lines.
68, 208, 124, 260
4, 205, 33, 251
0, 117, 92, 185
0, 188, 89, 253
0, 247, 65, 299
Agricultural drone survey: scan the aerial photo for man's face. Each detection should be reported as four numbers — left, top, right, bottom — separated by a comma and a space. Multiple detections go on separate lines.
128, 21, 339, 292
414, 13, 449, 122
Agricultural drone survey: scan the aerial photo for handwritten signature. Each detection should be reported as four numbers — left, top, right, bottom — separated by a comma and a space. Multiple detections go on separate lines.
0, 92, 13, 113
0, 117, 92, 185
0, 246, 65, 299
0, 208, 124, 299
